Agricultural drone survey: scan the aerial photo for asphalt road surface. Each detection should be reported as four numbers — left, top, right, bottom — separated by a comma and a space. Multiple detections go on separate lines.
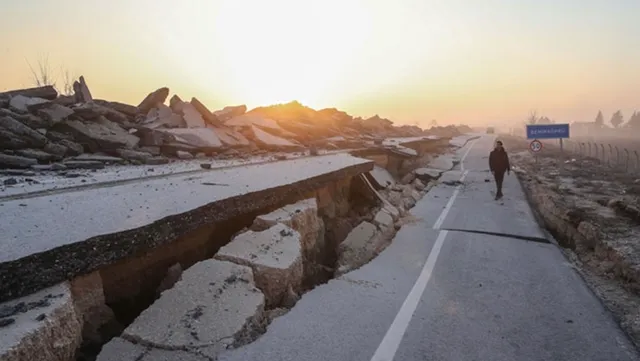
220, 135, 640, 361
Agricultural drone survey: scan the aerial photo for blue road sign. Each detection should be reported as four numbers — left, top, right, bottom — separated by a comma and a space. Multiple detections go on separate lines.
526, 124, 570, 139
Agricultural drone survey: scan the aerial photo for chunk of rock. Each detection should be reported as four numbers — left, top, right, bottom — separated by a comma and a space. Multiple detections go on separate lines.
413, 178, 426, 191
93, 100, 138, 117
73, 76, 93, 103
43, 142, 67, 157
178, 102, 206, 128
368, 166, 395, 189
382, 204, 400, 221
215, 223, 303, 306
214, 105, 247, 121
400, 171, 417, 185
59, 139, 84, 156
251, 198, 324, 261
0, 85, 58, 100
142, 104, 184, 129
134, 127, 176, 147
15, 148, 60, 162
161, 128, 225, 151
0, 108, 49, 130
0, 116, 47, 149
122, 260, 264, 354
0, 154, 38, 169
0, 283, 82, 361
53, 117, 139, 152
373, 209, 394, 229
249, 125, 300, 150
8, 95, 49, 112
414, 168, 442, 182
176, 150, 194, 159
138, 87, 170, 113
73, 102, 129, 125
36, 103, 74, 124
191, 97, 221, 126
336, 221, 378, 276
209, 126, 250, 147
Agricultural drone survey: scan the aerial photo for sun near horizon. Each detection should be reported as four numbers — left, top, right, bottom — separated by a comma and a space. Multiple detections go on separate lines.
0, 0, 638, 127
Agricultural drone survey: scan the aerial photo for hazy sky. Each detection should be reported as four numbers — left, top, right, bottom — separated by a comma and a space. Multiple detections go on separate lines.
0, 0, 638, 127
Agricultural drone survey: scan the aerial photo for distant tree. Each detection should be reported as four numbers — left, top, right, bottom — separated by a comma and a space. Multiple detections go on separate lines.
610, 110, 624, 128
430, 119, 438, 127
595, 110, 604, 127
527, 110, 538, 125
537, 116, 554, 124
627, 111, 640, 129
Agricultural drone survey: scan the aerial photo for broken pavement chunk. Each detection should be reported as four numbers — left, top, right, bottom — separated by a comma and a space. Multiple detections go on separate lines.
0, 283, 82, 361
249, 125, 300, 150
0, 153, 38, 169
53, 117, 139, 152
36, 103, 74, 124
161, 128, 225, 150
190, 97, 221, 126
336, 221, 378, 276
9, 95, 49, 113
214, 105, 247, 121
215, 223, 303, 306
122, 259, 264, 353
0, 116, 47, 149
137, 87, 170, 113
73, 75, 93, 103
0, 85, 58, 100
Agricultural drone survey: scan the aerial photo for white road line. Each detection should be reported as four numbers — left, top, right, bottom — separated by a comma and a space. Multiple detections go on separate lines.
370, 137, 479, 361
459, 139, 477, 172
369, 230, 449, 361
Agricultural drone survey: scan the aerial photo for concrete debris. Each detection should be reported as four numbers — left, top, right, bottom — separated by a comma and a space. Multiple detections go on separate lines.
373, 209, 395, 229
368, 165, 395, 189
336, 221, 378, 276
122, 259, 264, 354
0, 83, 473, 172
0, 283, 82, 361
215, 223, 304, 307
138, 87, 170, 113
73, 76, 93, 103
156, 263, 183, 297
414, 167, 442, 182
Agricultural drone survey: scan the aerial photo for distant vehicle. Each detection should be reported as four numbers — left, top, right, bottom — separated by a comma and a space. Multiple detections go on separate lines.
486, 127, 495, 134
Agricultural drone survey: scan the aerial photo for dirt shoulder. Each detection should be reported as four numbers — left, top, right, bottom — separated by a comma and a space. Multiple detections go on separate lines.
500, 134, 640, 349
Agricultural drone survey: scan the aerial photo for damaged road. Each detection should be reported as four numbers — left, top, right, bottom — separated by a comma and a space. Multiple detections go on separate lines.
216, 135, 640, 361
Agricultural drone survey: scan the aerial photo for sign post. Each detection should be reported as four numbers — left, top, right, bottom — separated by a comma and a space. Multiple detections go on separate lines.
526, 124, 570, 165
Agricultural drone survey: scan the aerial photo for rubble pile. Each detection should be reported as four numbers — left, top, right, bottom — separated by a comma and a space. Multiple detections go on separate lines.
0, 78, 467, 171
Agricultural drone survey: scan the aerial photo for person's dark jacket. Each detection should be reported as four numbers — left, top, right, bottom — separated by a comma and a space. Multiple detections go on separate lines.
489, 148, 510, 173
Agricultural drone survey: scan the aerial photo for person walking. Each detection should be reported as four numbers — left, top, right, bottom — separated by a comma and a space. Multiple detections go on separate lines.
489, 140, 511, 200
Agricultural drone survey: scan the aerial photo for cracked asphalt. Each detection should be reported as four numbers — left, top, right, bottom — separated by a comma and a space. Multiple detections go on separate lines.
218, 135, 640, 361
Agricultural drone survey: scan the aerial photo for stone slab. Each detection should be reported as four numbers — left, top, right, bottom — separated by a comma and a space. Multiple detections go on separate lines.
123, 259, 264, 350
0, 283, 82, 361
0, 154, 373, 303
216, 223, 303, 305
368, 165, 395, 189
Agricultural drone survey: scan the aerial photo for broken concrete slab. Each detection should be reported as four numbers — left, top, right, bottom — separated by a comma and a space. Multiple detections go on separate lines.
122, 259, 264, 352
161, 128, 225, 150
93, 100, 138, 118
0, 153, 373, 303
226, 114, 281, 131
0, 283, 82, 361
0, 116, 48, 149
69, 153, 125, 164
53, 117, 139, 152
414, 167, 442, 181
115, 149, 158, 164
215, 223, 303, 306
209, 126, 250, 148
62, 160, 106, 170
142, 104, 185, 129
178, 101, 206, 128
427, 155, 455, 171
191, 97, 220, 126
368, 165, 395, 189
15, 148, 60, 162
250, 125, 300, 149
336, 221, 378, 276
251, 198, 324, 260
0, 86, 58, 101
138, 87, 169, 113
72, 102, 130, 125
0, 108, 49, 130
36, 103, 74, 124
413, 178, 426, 191
214, 105, 247, 121
73, 76, 93, 103
43, 142, 67, 157
8, 95, 49, 112
373, 209, 394, 229
0, 153, 38, 169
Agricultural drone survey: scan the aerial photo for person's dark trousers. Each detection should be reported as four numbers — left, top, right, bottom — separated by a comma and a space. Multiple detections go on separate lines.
493, 171, 505, 197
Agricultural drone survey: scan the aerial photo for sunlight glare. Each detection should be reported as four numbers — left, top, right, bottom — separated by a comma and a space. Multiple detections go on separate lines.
213, 0, 372, 108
